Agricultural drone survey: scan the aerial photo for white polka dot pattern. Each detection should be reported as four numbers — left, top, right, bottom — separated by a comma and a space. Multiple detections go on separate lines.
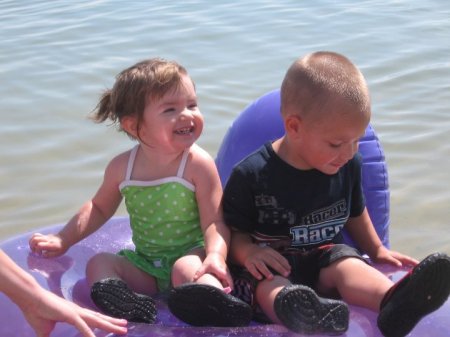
121, 182, 204, 257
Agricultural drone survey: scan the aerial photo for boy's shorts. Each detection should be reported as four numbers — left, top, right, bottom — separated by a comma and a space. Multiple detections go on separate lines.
230, 243, 366, 316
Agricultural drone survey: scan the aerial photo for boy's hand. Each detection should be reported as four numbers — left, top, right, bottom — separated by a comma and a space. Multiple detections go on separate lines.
29, 233, 68, 258
371, 245, 419, 267
244, 245, 291, 281
194, 252, 233, 289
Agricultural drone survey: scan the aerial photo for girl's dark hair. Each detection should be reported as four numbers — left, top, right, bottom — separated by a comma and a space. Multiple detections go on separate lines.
91, 58, 190, 139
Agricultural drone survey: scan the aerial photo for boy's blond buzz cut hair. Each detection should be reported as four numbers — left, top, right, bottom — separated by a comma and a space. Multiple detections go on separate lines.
280, 51, 371, 120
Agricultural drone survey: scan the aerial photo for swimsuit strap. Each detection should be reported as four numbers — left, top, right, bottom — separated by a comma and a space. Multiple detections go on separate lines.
125, 145, 139, 180
176, 148, 190, 178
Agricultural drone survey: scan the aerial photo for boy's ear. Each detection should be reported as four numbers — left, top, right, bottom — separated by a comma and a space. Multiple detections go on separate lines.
121, 116, 138, 138
284, 114, 301, 137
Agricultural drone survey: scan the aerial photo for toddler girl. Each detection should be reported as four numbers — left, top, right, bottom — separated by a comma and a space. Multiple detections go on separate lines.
29, 58, 251, 327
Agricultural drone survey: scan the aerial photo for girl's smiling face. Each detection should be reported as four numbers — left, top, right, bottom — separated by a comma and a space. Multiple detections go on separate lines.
125, 74, 204, 153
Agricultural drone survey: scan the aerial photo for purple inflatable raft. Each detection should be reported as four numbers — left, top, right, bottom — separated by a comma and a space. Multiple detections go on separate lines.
1, 90, 448, 336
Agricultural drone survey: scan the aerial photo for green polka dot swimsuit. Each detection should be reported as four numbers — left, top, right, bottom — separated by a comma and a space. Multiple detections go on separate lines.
118, 145, 204, 291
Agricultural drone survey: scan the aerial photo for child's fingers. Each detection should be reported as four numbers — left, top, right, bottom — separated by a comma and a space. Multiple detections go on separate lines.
387, 256, 403, 268
193, 265, 206, 280
220, 270, 234, 290
392, 251, 419, 267
41, 249, 63, 258
195, 264, 234, 290
29, 234, 49, 254
259, 250, 291, 278
31, 241, 64, 258
265, 257, 291, 278
246, 260, 273, 280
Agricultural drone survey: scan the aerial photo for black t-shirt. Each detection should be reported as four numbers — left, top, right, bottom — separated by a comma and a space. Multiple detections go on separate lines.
223, 142, 365, 252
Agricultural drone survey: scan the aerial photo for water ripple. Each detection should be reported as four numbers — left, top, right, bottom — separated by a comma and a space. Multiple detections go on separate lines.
0, 0, 449, 257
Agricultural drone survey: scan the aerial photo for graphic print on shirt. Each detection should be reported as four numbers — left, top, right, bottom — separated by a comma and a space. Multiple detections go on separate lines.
256, 194, 297, 225
255, 194, 349, 248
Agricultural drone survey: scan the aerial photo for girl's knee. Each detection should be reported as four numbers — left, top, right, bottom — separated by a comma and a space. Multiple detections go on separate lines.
87, 252, 113, 269
86, 252, 120, 284
172, 255, 203, 285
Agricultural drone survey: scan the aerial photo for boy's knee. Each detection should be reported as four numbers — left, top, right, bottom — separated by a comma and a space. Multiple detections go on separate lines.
326, 256, 366, 273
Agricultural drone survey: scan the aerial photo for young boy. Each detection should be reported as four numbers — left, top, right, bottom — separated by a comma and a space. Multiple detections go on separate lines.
222, 51, 450, 336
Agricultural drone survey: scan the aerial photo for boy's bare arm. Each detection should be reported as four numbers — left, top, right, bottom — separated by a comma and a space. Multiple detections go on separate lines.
346, 208, 418, 266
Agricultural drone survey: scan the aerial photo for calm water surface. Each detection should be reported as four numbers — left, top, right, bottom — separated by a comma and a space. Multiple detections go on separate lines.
1, 1, 449, 258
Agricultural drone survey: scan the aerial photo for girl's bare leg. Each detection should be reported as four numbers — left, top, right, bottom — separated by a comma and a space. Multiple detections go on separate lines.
169, 248, 252, 327
86, 252, 158, 323
86, 252, 158, 295
171, 248, 222, 288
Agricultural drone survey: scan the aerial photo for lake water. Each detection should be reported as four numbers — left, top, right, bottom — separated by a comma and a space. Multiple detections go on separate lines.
1, 1, 449, 258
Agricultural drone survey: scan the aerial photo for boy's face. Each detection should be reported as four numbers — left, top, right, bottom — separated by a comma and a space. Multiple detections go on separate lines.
290, 103, 369, 175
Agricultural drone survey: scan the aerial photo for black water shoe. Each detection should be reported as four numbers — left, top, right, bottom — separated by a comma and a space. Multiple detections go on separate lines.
378, 252, 450, 337
91, 278, 157, 323
274, 284, 349, 335
168, 283, 252, 327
